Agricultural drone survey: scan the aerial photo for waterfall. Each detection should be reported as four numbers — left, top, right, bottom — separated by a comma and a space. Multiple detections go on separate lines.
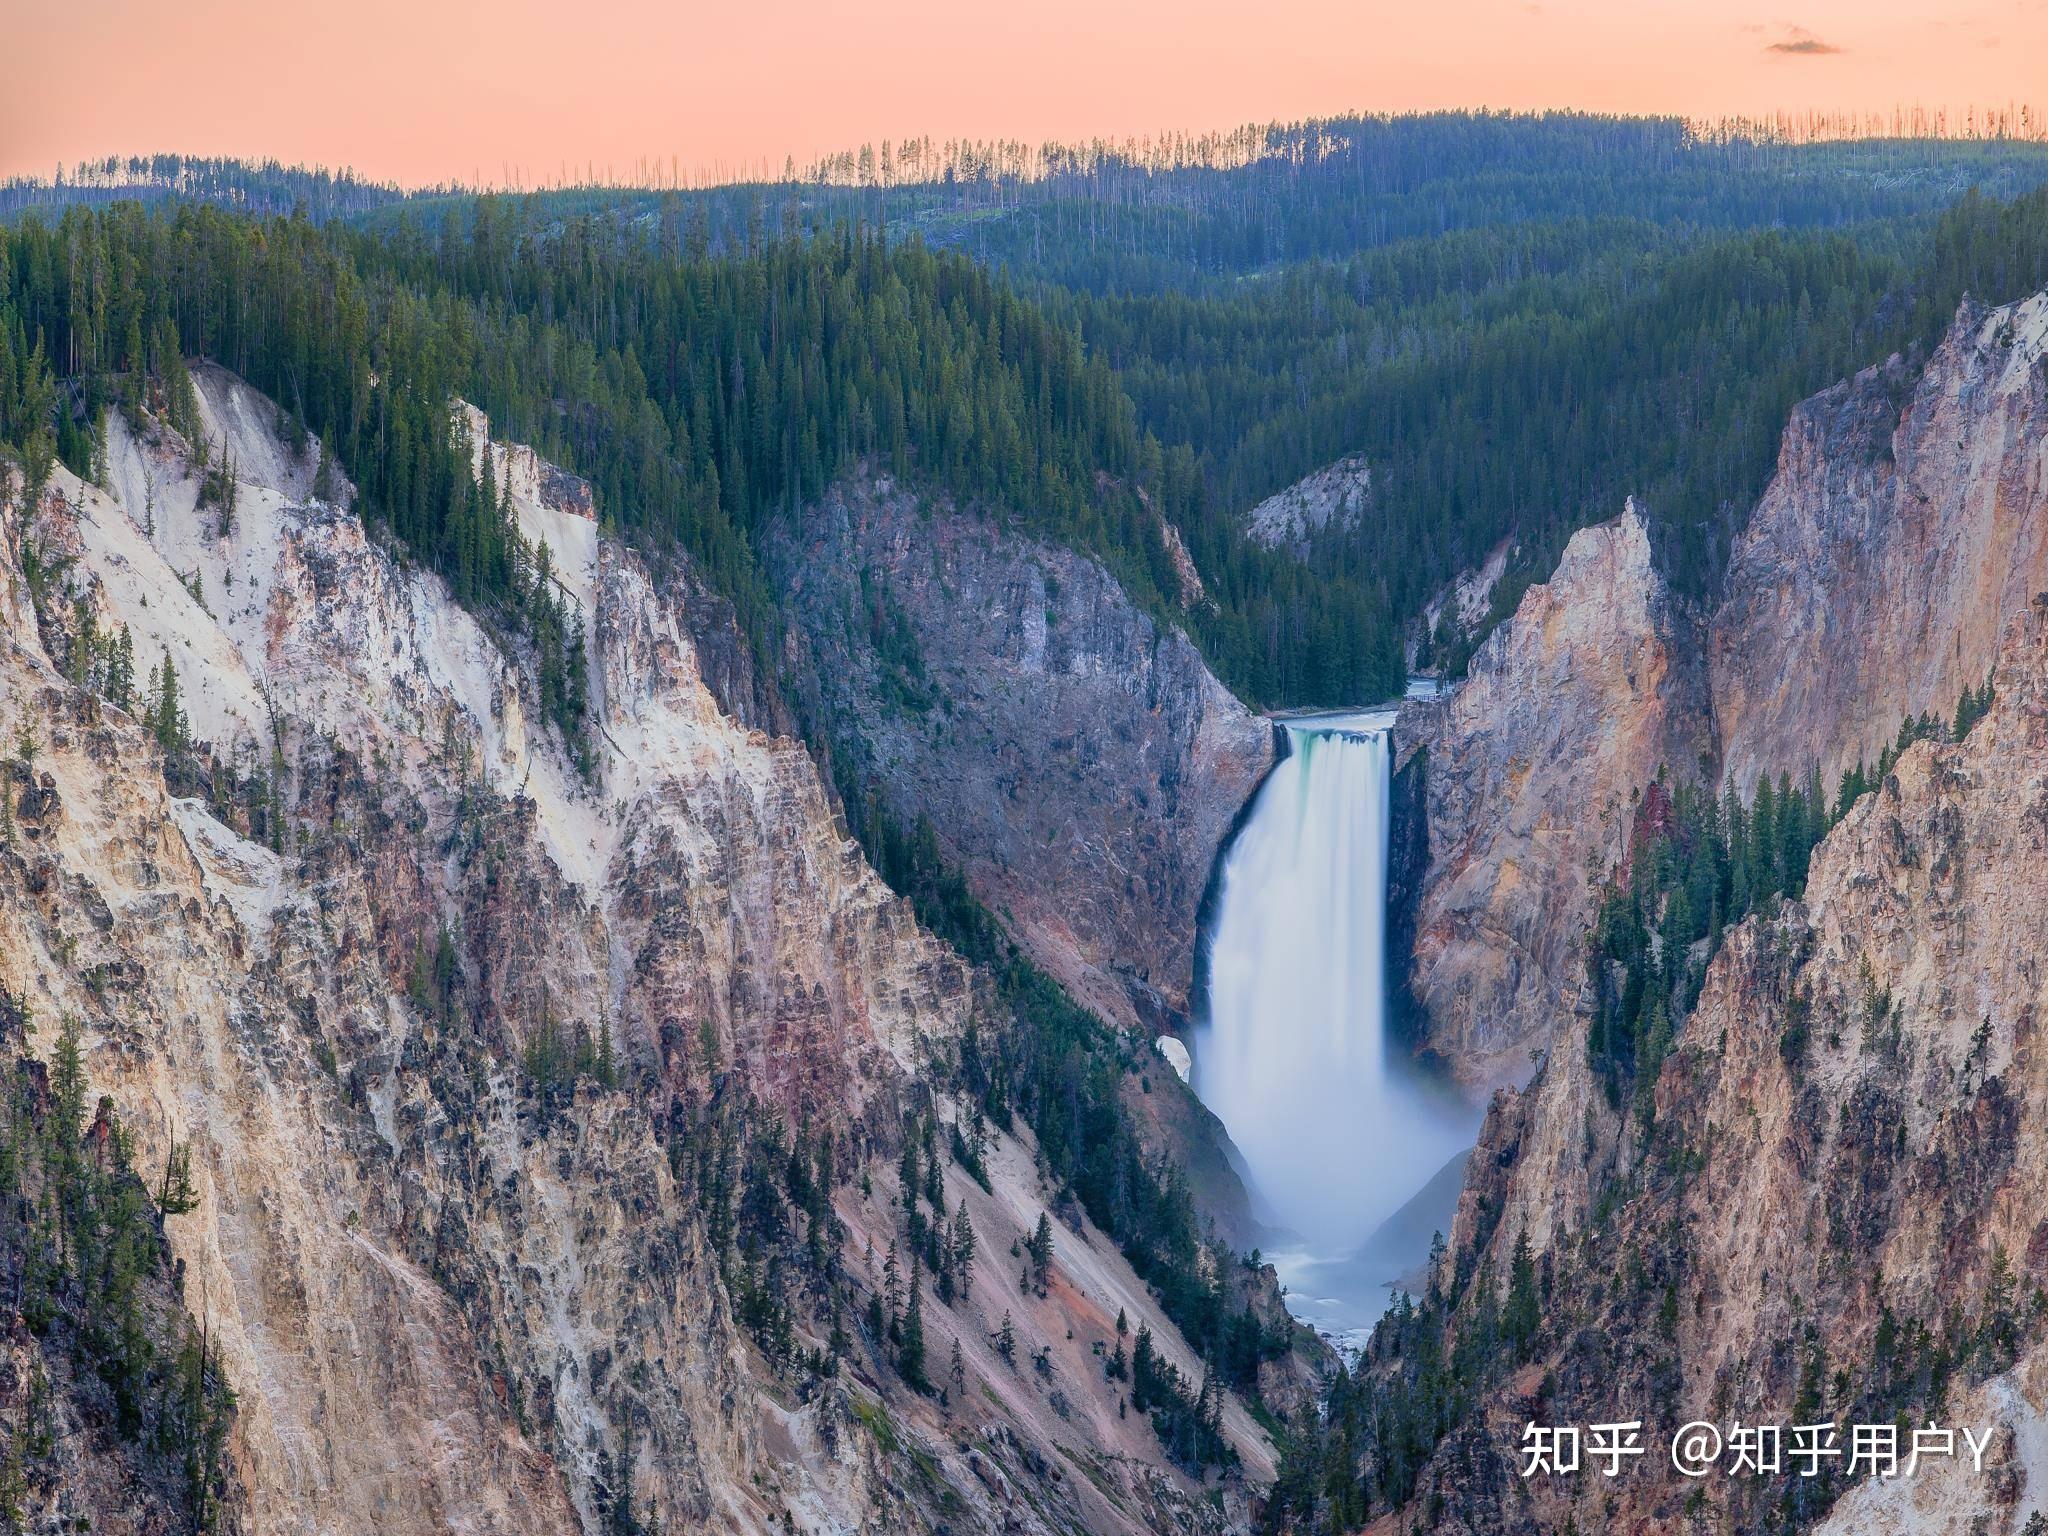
1193, 708, 1471, 1281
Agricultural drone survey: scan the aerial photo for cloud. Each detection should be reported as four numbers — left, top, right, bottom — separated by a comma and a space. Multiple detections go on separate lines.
1767, 25, 1845, 54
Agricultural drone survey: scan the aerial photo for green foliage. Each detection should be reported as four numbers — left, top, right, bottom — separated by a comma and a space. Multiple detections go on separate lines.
1588, 769, 1827, 1099
0, 1003, 235, 1528
677, 1093, 847, 1377
1501, 1231, 1540, 1361
9, 155, 2048, 719
896, 1256, 929, 1391
144, 655, 189, 756
1263, 1276, 1484, 1530
1592, 674, 1998, 1103
195, 443, 238, 538
521, 997, 619, 1104
1129, 1321, 1234, 1474
1025, 1211, 1054, 1294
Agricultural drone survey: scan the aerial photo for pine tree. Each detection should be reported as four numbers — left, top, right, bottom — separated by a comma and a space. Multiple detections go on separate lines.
158, 1137, 199, 1215
996, 1311, 1016, 1365
149, 655, 188, 754
105, 626, 134, 711
1131, 1324, 1156, 1412
882, 1239, 902, 1324
950, 1200, 977, 1299
1503, 1230, 1541, 1360
898, 1256, 928, 1390
899, 1134, 920, 1217
1027, 1211, 1054, 1292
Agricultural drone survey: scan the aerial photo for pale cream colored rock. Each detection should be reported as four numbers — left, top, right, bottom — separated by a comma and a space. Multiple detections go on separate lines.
0, 374, 1270, 1534
1408, 499, 1706, 1089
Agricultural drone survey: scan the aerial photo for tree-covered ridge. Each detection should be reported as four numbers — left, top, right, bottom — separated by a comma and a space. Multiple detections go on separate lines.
8, 161, 2048, 723
1072, 186, 2048, 672
362, 113, 2048, 298
406, 172, 2048, 702
0, 198, 1398, 708
0, 154, 407, 223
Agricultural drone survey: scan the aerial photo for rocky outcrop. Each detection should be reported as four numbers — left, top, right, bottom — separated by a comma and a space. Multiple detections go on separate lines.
771, 473, 1273, 1037
1, 377, 1276, 1534
1390, 600, 2048, 1535
1399, 293, 2048, 1097
1713, 291, 2048, 795
1404, 500, 1707, 1088
1421, 540, 1512, 658
1244, 455, 1372, 553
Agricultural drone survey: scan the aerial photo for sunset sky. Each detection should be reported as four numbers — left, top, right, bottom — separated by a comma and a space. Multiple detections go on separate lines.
6, 0, 2046, 188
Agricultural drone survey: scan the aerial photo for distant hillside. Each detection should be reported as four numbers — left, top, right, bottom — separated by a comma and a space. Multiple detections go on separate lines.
0, 153, 408, 222
8, 117, 2048, 708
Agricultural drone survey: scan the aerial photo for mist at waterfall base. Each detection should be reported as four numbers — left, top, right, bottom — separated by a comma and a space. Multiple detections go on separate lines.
1192, 707, 1477, 1347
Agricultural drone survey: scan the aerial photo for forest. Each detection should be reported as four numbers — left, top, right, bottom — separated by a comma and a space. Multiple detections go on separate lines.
1, 121, 2046, 707
11, 116, 2048, 709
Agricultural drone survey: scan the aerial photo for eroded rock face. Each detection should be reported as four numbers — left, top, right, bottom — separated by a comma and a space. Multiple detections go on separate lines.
1404, 291, 2048, 1093
771, 475, 1274, 1037
0, 376, 1276, 1535
1243, 455, 1372, 554
1713, 292, 2048, 796
1405, 500, 1708, 1089
1400, 604, 2048, 1535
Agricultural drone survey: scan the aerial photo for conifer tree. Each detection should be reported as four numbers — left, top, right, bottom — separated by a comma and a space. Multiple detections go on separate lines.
898, 1256, 928, 1390
1027, 1211, 1054, 1292
950, 1200, 977, 1299
1503, 1230, 1540, 1360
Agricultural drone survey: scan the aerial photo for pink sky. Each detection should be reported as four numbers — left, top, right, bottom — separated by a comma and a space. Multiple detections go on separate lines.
6, 0, 2046, 188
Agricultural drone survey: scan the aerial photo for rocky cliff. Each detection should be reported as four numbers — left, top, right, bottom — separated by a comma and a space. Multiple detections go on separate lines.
1403, 500, 1708, 1089
1373, 597, 2048, 1536
770, 474, 1274, 1039
1325, 286, 2048, 1533
1244, 456, 1373, 554
0, 373, 1279, 1533
1713, 291, 2048, 795
1404, 290, 2048, 1092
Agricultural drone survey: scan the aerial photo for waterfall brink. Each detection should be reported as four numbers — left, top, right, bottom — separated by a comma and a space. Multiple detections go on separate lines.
1194, 708, 1469, 1266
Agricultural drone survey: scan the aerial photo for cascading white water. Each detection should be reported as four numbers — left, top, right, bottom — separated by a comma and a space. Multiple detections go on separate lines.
1193, 708, 1471, 1275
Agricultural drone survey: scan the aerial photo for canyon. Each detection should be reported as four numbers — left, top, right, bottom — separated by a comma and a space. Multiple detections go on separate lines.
1404, 288, 2048, 1094
0, 369, 1300, 1534
1344, 285, 2048, 1532
3, 255, 2046, 1536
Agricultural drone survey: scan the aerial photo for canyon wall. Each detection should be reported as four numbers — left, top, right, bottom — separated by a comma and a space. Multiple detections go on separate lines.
771, 474, 1274, 1039
1403, 500, 1708, 1089
1395, 598, 2048, 1535
1713, 291, 2048, 795
1406, 290, 2048, 1092
1361, 286, 2048, 1532
0, 373, 1277, 1534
